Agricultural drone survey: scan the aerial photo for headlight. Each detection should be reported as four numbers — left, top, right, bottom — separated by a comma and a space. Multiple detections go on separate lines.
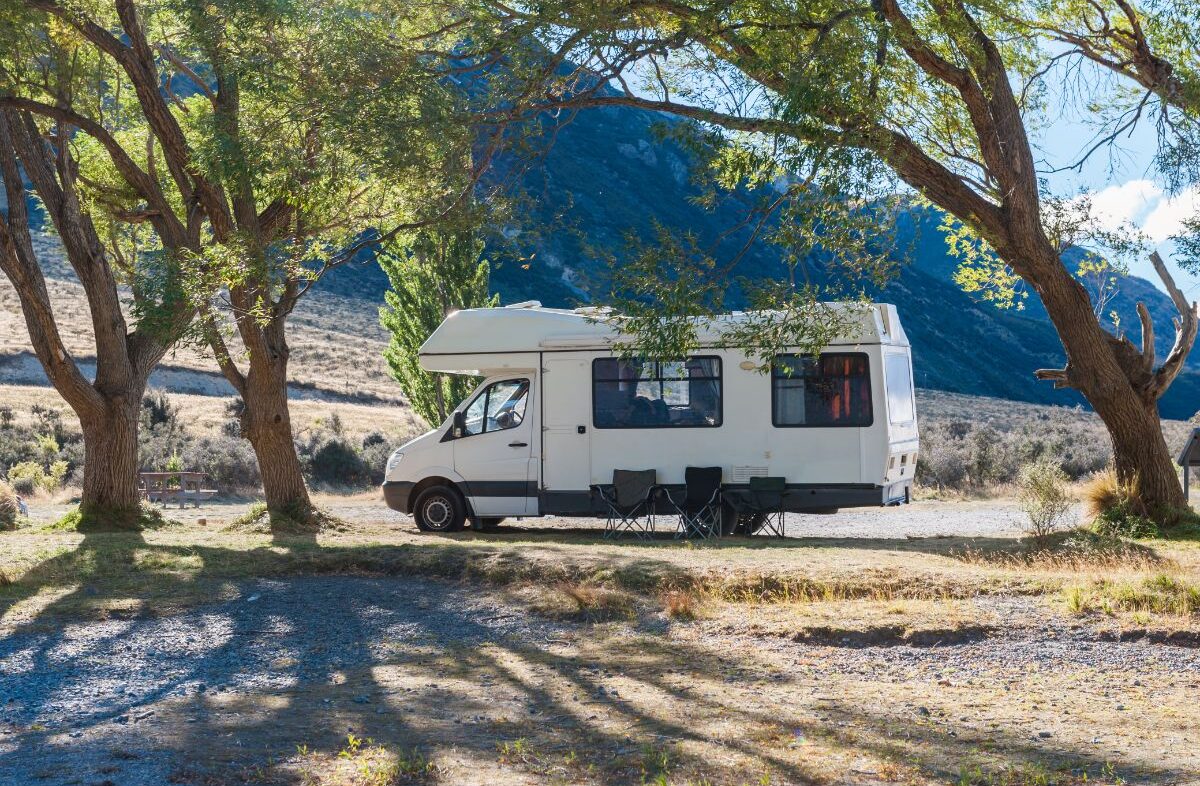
385, 452, 404, 474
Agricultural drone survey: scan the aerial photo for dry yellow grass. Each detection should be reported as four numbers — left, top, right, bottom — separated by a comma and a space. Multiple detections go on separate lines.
0, 383, 425, 441
0, 263, 408, 405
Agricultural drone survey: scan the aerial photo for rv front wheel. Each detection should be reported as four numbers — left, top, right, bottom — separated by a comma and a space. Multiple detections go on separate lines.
413, 485, 466, 533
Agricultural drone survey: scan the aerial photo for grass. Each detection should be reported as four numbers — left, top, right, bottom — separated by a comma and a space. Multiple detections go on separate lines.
2, 504, 1197, 634
53, 502, 178, 533
1063, 572, 1200, 618
951, 530, 1167, 571
293, 734, 440, 785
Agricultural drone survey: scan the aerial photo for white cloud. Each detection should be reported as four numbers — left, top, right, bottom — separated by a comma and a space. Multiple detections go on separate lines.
1082, 179, 1162, 232
1142, 186, 1200, 243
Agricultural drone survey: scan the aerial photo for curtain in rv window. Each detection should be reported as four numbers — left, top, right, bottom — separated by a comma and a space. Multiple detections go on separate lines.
592, 357, 722, 428
772, 353, 872, 427
885, 353, 916, 424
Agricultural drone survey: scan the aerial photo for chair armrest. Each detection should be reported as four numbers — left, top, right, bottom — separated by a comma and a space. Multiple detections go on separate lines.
705, 486, 723, 508
655, 485, 682, 507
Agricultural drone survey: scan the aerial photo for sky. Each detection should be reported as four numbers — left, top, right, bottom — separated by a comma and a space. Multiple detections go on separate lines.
1034, 78, 1200, 298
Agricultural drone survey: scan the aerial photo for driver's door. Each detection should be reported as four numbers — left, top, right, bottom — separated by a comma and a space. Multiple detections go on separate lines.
452, 378, 536, 516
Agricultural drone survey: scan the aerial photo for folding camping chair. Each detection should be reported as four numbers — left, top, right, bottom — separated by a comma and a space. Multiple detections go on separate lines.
663, 466, 724, 539
592, 469, 659, 539
725, 476, 788, 538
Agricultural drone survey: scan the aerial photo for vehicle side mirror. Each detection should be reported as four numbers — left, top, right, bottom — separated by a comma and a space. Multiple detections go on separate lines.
452, 410, 467, 438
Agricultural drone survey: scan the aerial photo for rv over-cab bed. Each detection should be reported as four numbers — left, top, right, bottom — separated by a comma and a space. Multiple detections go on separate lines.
382, 303, 918, 532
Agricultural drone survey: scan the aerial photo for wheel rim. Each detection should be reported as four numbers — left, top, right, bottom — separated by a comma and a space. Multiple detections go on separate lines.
421, 496, 454, 529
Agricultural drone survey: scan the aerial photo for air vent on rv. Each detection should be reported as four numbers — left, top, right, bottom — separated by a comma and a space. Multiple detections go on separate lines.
731, 466, 769, 483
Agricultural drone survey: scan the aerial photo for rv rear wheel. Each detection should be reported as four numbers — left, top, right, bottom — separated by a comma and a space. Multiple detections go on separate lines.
413, 485, 466, 532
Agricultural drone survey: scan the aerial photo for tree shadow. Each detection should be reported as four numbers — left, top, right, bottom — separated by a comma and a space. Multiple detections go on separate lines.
0, 534, 1187, 785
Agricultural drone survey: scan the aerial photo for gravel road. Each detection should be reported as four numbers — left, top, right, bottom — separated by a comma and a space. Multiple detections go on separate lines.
0, 576, 576, 785
3, 575, 1198, 785
320, 497, 1041, 539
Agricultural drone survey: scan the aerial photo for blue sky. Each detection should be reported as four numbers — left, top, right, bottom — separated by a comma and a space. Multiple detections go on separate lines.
1035, 81, 1200, 297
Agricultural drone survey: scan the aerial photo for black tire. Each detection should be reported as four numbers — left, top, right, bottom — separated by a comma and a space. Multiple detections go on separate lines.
413, 485, 466, 532
474, 517, 505, 531
734, 512, 768, 536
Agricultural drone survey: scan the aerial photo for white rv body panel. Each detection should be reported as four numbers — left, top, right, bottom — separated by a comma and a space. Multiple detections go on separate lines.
383, 304, 918, 520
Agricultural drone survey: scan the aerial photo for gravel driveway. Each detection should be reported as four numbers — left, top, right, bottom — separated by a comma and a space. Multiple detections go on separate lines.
3, 574, 1198, 785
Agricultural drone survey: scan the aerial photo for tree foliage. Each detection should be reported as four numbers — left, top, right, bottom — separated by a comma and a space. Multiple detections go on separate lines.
0, 0, 482, 519
450, 0, 1199, 518
380, 228, 498, 427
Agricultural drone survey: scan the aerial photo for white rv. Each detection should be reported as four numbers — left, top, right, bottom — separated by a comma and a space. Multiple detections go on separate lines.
382, 302, 918, 532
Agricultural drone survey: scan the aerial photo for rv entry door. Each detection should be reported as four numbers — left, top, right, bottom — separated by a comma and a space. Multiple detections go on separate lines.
453, 378, 537, 516
542, 357, 592, 497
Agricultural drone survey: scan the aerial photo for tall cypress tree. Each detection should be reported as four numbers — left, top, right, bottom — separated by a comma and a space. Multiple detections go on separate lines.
380, 229, 498, 428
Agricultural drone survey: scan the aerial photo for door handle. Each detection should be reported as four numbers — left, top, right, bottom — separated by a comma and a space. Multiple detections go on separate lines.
508, 441, 528, 448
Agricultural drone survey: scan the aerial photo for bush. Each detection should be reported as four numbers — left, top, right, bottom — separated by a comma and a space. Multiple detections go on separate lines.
1093, 501, 1160, 539
7, 461, 43, 495
182, 435, 260, 492
306, 437, 369, 487
1083, 468, 1160, 539
1016, 460, 1073, 542
0, 481, 20, 530
359, 435, 396, 485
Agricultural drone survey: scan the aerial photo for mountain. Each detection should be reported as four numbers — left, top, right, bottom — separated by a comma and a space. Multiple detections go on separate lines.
322, 98, 1200, 420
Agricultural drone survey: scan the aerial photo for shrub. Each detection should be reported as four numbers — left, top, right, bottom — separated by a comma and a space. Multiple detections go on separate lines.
307, 437, 369, 486
1093, 501, 1160, 539
0, 481, 20, 530
7, 461, 43, 495
181, 435, 261, 492
46, 460, 68, 491
1016, 460, 1073, 542
359, 434, 397, 486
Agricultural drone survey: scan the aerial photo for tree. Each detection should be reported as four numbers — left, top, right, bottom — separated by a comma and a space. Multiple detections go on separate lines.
0, 0, 479, 526
464, 0, 1197, 521
379, 227, 498, 427
0, 11, 194, 528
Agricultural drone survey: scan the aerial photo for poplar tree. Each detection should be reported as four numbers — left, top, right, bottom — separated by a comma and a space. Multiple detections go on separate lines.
380, 228, 498, 428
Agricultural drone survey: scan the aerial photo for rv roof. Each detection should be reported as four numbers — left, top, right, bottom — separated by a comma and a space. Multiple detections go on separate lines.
419, 303, 907, 363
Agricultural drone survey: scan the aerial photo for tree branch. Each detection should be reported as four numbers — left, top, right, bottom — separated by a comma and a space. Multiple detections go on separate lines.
1146, 251, 1198, 399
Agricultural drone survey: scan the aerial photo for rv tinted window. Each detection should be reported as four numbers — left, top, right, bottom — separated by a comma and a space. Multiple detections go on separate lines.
885, 353, 916, 424
772, 353, 872, 427
461, 379, 529, 436
593, 357, 721, 428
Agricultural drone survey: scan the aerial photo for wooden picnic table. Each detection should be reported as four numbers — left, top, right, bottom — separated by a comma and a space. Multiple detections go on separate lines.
139, 471, 218, 508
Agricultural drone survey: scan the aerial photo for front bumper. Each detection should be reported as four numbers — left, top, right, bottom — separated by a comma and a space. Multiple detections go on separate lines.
382, 481, 415, 513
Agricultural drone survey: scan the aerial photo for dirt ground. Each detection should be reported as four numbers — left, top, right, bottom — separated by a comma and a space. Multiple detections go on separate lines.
2, 496, 1199, 786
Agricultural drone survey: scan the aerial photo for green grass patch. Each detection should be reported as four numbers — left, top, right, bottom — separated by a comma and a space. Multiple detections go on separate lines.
1064, 572, 1200, 618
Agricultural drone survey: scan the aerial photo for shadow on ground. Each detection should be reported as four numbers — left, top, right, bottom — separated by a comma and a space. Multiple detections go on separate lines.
0, 531, 1184, 785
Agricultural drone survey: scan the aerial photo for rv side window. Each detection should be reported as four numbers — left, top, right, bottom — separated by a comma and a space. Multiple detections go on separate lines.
885, 353, 916, 424
592, 357, 721, 428
461, 379, 529, 436
772, 353, 872, 427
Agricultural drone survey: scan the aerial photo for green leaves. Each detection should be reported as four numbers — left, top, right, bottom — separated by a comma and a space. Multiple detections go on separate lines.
379, 224, 498, 427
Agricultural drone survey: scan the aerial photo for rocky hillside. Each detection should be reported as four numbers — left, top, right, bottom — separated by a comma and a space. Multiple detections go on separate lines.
318, 99, 1200, 420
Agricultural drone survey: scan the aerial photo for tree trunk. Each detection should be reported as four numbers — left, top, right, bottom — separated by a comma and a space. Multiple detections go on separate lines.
1025, 247, 1187, 520
1092, 393, 1186, 517
77, 394, 144, 529
240, 369, 312, 524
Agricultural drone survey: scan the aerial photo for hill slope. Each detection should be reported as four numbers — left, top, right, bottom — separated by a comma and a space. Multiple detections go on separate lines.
321, 100, 1200, 419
